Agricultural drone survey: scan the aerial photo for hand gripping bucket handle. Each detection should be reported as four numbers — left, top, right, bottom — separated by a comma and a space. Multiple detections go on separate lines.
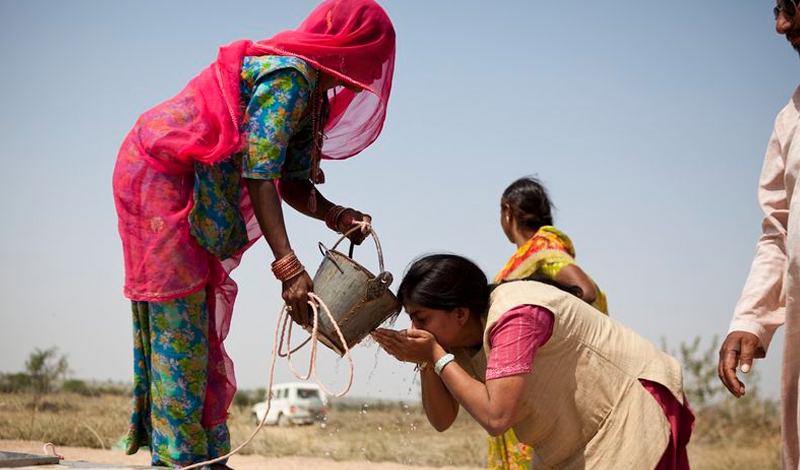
317, 224, 387, 277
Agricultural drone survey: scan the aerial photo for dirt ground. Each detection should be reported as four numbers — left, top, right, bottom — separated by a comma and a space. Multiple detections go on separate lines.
0, 440, 480, 470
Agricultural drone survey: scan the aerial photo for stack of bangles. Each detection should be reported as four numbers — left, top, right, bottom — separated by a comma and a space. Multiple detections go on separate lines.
271, 251, 305, 282
325, 205, 348, 232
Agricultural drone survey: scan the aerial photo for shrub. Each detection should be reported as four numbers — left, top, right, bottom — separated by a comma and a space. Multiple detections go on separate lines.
61, 379, 94, 397
0, 373, 32, 393
25, 347, 69, 405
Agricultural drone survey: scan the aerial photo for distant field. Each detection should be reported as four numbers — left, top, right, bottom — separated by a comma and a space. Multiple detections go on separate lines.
0, 392, 782, 469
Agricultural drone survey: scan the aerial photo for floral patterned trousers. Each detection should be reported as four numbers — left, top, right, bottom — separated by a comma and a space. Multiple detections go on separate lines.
126, 289, 231, 467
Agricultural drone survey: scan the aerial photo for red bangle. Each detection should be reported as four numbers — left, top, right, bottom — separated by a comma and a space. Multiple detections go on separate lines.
325, 205, 348, 232
271, 252, 305, 282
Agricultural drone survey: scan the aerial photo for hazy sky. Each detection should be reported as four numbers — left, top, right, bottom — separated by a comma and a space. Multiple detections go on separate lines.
1, 0, 797, 402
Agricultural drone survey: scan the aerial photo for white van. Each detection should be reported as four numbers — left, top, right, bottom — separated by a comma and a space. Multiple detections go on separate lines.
251, 382, 327, 426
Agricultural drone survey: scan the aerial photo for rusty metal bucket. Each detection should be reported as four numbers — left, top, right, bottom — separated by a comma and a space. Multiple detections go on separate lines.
308, 227, 400, 356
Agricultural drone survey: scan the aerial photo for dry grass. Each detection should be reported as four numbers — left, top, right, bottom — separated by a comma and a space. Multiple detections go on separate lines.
686, 396, 783, 470
0, 393, 129, 450
0, 392, 783, 469
689, 440, 782, 470
0, 393, 486, 467
228, 403, 486, 466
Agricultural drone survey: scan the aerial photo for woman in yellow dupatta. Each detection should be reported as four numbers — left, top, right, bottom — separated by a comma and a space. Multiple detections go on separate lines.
487, 176, 608, 470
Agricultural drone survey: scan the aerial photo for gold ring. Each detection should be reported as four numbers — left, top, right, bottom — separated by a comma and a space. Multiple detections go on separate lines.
286, 306, 293, 312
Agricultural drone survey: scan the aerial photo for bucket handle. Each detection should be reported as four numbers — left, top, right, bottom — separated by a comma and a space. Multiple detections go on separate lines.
317, 241, 345, 275
325, 223, 386, 274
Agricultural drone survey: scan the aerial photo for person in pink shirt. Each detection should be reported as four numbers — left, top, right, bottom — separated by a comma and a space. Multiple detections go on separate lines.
374, 254, 694, 469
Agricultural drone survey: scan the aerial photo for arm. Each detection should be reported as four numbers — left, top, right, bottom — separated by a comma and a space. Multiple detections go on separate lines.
389, 331, 526, 435
446, 304, 552, 435
554, 264, 598, 305
240, 67, 316, 325
245, 178, 314, 326
719, 128, 787, 397
246, 179, 294, 260
437, 363, 526, 436
279, 179, 372, 244
279, 179, 334, 220
419, 365, 460, 431
373, 305, 549, 436
729, 128, 788, 347
371, 329, 459, 430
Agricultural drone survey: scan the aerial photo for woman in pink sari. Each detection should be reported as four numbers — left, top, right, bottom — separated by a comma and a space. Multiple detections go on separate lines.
112, 1, 395, 467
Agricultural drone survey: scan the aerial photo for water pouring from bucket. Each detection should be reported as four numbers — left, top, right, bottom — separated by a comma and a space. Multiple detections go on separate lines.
309, 223, 401, 355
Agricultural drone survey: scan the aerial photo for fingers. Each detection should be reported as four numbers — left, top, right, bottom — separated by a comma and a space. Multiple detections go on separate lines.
339, 209, 372, 245
372, 329, 410, 360
360, 214, 372, 232
738, 340, 757, 375
372, 335, 401, 357
282, 273, 314, 327
283, 296, 306, 326
717, 331, 762, 398
719, 348, 745, 398
718, 335, 745, 398
296, 298, 310, 326
404, 328, 431, 339
372, 329, 437, 365
372, 329, 404, 350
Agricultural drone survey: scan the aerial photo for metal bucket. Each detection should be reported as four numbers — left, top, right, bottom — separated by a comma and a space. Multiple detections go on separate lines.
308, 227, 400, 356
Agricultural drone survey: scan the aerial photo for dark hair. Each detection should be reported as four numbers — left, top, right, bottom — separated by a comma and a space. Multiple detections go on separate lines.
397, 254, 490, 317
398, 254, 584, 319
501, 176, 554, 231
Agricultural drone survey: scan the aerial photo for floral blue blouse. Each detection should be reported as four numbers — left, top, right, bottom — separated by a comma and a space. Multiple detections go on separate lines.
189, 56, 319, 260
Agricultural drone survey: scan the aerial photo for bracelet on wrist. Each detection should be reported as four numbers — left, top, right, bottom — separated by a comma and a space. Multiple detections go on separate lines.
433, 353, 456, 376
271, 251, 306, 282
325, 205, 348, 232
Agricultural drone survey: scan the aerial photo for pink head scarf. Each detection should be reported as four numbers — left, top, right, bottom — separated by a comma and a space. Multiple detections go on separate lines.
252, 0, 396, 161
135, 0, 395, 175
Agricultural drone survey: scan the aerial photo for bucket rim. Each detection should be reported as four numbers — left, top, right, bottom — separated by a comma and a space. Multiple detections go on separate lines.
316, 247, 394, 287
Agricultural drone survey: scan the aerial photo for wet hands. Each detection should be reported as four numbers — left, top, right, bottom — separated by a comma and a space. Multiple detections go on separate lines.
283, 271, 314, 327
372, 328, 442, 365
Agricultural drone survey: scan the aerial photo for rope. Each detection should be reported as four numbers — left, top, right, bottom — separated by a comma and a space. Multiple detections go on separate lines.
42, 442, 64, 460
180, 293, 353, 470
279, 293, 355, 397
